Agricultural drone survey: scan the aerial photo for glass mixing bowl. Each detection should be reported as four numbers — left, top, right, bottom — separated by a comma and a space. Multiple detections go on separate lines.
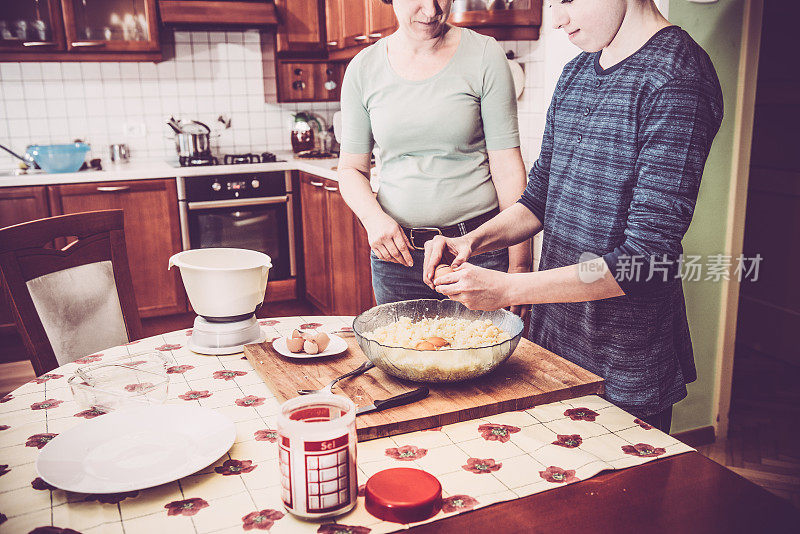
352, 299, 524, 383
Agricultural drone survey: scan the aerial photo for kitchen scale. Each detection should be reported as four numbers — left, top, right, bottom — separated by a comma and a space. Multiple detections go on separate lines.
188, 314, 265, 355
169, 248, 272, 355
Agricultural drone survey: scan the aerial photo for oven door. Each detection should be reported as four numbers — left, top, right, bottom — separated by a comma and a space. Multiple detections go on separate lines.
183, 196, 295, 281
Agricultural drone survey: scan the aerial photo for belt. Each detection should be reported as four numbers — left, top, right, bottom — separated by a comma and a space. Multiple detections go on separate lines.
402, 208, 500, 250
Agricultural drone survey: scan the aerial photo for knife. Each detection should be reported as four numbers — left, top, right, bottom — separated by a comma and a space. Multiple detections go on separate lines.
355, 387, 429, 416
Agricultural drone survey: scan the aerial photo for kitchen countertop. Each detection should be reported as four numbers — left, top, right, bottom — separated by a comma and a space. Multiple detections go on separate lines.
0, 150, 344, 187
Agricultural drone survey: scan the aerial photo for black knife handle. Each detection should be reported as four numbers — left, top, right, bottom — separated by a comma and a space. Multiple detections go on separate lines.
373, 387, 429, 411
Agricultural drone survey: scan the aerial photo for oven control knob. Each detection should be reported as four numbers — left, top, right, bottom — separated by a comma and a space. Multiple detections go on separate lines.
251, 179, 260, 189
211, 181, 222, 192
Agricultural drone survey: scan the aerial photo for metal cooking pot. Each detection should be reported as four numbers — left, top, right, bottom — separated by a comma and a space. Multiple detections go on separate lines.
169, 119, 214, 158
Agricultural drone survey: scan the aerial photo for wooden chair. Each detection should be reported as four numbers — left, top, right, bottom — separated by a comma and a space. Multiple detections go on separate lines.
0, 210, 142, 375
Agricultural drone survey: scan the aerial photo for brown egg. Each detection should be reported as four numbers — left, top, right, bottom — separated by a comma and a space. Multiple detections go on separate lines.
303, 340, 320, 354
415, 340, 436, 350
434, 264, 455, 282
313, 332, 330, 351
426, 336, 450, 348
291, 329, 304, 339
286, 336, 305, 353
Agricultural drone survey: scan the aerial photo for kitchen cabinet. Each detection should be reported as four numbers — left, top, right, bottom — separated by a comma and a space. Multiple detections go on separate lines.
48, 179, 186, 318
449, 1, 543, 41
275, 60, 342, 103
298, 172, 374, 315
340, 0, 369, 49
366, 0, 395, 41
274, 0, 326, 56
0, 187, 50, 340
0, 0, 160, 61
158, 0, 278, 26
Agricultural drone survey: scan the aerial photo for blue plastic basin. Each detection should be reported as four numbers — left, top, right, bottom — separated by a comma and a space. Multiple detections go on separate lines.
27, 143, 90, 173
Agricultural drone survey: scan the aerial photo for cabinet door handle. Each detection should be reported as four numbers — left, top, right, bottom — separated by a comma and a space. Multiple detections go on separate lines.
96, 186, 130, 192
23, 41, 56, 47
354, 35, 368, 41
324, 186, 339, 192
327, 41, 338, 46
71, 41, 106, 47
309, 181, 324, 187
368, 33, 382, 38
292, 80, 306, 90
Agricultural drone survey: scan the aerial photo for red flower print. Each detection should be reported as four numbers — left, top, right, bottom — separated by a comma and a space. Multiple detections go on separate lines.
259, 320, 280, 326
385, 445, 428, 461
215, 459, 257, 475
622, 443, 666, 458
0, 465, 10, 476
254, 429, 278, 443
339, 326, 353, 332
84, 491, 139, 504
75, 406, 108, 419
634, 418, 653, 430
124, 382, 155, 393
0, 425, 9, 431
236, 395, 265, 407
156, 343, 182, 352
29, 528, 81, 534
185, 329, 193, 336
462, 458, 502, 474
242, 509, 284, 531
300, 322, 322, 329
74, 354, 102, 364
477, 423, 521, 443
179, 390, 212, 401
552, 434, 583, 448
32, 477, 57, 491
167, 365, 194, 374
539, 466, 580, 484
26, 433, 58, 449
165, 497, 209, 516
317, 525, 371, 534
0, 394, 12, 403
564, 407, 599, 422
442, 494, 479, 513
31, 374, 63, 384
31, 399, 63, 410
126, 360, 148, 367
212, 370, 248, 381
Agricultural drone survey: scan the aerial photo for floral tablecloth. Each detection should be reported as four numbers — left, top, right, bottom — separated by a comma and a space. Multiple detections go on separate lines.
0, 315, 694, 534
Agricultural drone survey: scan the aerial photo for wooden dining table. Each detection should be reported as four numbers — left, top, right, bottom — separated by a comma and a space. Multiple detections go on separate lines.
1, 314, 797, 533
408, 451, 798, 533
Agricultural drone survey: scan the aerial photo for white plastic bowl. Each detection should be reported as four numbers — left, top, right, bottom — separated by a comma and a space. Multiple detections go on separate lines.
168, 248, 271, 319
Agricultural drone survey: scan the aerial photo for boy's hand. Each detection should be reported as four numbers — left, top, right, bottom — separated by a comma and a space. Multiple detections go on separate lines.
432, 263, 512, 311
422, 235, 472, 289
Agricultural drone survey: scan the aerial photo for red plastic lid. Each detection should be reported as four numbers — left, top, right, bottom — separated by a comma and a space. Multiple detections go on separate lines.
364, 468, 442, 524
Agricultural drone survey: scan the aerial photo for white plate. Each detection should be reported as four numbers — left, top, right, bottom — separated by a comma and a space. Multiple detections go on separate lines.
36, 404, 236, 493
272, 333, 348, 359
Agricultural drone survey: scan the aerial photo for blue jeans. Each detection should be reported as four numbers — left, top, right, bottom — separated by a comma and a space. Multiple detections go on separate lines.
371, 247, 509, 304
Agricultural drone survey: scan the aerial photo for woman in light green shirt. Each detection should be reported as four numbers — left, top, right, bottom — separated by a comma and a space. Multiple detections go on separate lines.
337, 0, 531, 315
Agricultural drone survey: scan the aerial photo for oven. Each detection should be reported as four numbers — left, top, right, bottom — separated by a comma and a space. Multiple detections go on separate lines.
176, 171, 296, 281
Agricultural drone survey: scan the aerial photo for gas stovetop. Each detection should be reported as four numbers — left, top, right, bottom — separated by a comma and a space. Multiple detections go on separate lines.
174, 152, 283, 167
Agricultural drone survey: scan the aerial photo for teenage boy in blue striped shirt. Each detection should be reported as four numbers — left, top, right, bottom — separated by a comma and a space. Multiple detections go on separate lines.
423, 0, 724, 432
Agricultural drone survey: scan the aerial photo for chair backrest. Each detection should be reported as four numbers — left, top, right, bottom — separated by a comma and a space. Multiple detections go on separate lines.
0, 209, 142, 375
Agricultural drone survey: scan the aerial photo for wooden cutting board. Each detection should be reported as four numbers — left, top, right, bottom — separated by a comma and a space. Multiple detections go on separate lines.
244, 335, 604, 441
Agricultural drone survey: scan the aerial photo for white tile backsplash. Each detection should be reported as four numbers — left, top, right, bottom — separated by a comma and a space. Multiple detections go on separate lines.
0, 29, 549, 170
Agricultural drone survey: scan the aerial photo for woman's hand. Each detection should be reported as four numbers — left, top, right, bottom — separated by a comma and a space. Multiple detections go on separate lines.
363, 212, 414, 267
422, 235, 473, 289
432, 262, 513, 310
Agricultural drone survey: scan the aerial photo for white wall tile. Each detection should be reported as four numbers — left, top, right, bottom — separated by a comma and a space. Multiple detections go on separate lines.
1, 30, 552, 170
